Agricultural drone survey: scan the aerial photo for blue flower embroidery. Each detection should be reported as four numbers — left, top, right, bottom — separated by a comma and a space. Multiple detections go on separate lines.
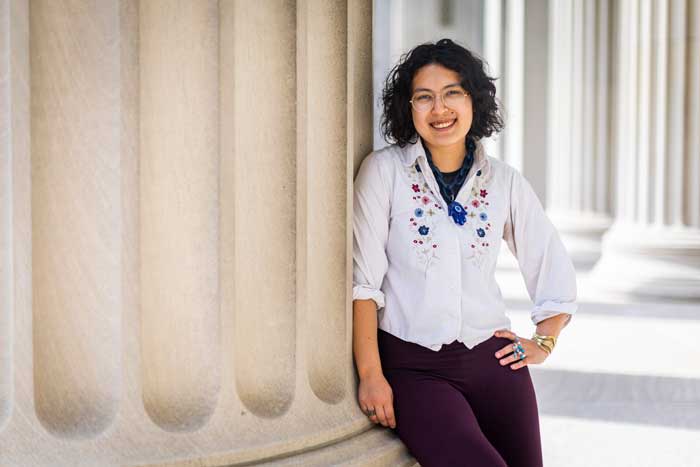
418, 225, 430, 235
476, 228, 486, 238
476, 169, 482, 176
479, 212, 488, 221
414, 208, 424, 217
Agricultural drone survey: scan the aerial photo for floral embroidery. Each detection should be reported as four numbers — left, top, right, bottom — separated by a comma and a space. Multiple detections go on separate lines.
405, 162, 442, 274
403, 157, 494, 273
461, 163, 494, 268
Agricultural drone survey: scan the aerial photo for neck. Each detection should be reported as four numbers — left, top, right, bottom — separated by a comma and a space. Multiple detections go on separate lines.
423, 138, 466, 172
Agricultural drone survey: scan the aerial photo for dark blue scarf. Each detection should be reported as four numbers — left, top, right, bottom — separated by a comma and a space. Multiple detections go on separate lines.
421, 137, 476, 225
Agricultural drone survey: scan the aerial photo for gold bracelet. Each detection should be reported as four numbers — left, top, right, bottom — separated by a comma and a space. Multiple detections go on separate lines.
534, 341, 552, 355
532, 333, 557, 354
532, 336, 556, 350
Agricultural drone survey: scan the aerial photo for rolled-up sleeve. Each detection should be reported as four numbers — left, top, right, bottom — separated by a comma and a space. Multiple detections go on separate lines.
502, 169, 578, 326
352, 153, 391, 311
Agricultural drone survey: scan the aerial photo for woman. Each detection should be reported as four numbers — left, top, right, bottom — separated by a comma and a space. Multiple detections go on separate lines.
352, 38, 577, 467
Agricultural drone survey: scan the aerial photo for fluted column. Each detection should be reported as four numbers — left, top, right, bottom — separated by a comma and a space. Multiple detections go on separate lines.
0, 1, 415, 465
547, 0, 614, 268
589, 0, 700, 299
492, 0, 551, 269
482, 0, 505, 160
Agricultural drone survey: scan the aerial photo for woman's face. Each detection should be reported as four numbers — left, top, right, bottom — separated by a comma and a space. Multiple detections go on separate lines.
410, 63, 473, 149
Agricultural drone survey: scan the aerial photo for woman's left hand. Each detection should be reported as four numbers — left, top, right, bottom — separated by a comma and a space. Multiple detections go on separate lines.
492, 329, 549, 370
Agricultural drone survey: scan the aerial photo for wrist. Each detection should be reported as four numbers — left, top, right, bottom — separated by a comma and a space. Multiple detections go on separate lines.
358, 367, 384, 381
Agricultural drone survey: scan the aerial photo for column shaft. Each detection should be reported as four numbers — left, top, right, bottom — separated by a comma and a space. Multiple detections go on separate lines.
547, 0, 614, 268
590, 0, 700, 299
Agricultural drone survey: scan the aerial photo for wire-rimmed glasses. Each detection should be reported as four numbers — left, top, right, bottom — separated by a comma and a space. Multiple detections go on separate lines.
409, 88, 470, 112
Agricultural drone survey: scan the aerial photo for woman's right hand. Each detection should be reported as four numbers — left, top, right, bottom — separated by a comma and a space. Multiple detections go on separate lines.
358, 372, 396, 429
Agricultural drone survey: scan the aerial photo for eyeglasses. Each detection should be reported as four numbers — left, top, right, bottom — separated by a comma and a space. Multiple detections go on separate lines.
409, 88, 470, 112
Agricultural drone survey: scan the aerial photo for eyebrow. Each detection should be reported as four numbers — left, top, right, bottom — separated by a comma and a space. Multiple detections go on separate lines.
412, 83, 462, 93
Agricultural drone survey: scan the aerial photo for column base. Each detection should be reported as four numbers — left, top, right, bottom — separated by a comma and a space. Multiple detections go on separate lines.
237, 426, 417, 466
588, 223, 700, 300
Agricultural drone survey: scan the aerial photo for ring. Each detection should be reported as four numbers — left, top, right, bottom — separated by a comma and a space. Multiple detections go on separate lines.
512, 342, 526, 360
365, 408, 376, 417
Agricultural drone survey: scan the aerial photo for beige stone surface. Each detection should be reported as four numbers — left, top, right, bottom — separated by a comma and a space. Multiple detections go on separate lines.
0, 0, 412, 465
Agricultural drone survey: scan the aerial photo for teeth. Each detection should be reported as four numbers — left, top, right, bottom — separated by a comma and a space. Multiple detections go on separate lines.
431, 119, 455, 129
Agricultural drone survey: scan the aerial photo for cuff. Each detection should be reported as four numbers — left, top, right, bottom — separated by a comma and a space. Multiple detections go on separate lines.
531, 301, 577, 326
352, 285, 385, 310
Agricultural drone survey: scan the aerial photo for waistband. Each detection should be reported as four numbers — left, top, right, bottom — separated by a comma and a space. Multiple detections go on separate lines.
377, 328, 510, 372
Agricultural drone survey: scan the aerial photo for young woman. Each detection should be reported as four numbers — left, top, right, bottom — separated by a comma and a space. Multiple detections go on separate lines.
352, 39, 577, 467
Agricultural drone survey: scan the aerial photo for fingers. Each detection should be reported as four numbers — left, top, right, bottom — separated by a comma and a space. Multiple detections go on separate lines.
493, 329, 516, 340
370, 409, 381, 425
382, 403, 397, 429
494, 342, 516, 359
376, 405, 389, 427
362, 403, 396, 428
361, 392, 396, 429
377, 403, 396, 428
494, 341, 529, 370
509, 357, 529, 370
362, 405, 380, 424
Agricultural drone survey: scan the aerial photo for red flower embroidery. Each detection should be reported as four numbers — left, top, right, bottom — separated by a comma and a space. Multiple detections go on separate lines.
480, 189, 488, 198
412, 184, 420, 192
422, 196, 431, 205
471, 199, 480, 208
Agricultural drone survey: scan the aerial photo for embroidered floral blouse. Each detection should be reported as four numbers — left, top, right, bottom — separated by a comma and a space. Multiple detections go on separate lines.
352, 137, 578, 351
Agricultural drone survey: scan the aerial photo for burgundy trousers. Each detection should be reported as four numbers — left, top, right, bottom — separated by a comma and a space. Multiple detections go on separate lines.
377, 328, 543, 467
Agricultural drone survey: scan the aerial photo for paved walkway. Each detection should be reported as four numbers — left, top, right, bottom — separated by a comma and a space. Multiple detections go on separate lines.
495, 266, 700, 467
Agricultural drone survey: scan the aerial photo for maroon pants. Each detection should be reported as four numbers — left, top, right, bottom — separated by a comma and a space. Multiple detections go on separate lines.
377, 328, 543, 467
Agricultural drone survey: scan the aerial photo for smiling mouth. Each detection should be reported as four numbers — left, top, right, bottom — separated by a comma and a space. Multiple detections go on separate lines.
430, 119, 457, 130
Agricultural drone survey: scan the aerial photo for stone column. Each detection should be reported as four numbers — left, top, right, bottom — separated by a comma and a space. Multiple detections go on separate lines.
482, 0, 505, 161
0, 0, 414, 465
589, 0, 700, 299
547, 0, 614, 268
492, 0, 551, 269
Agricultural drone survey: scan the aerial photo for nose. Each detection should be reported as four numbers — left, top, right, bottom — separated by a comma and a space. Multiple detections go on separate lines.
431, 95, 449, 114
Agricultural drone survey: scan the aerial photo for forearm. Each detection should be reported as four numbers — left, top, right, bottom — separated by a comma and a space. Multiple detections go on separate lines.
352, 299, 383, 380
535, 312, 571, 339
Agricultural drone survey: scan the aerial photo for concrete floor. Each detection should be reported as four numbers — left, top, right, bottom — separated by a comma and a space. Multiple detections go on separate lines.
496, 266, 700, 467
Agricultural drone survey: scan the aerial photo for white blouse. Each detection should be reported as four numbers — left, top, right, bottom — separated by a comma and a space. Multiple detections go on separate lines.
352, 137, 577, 351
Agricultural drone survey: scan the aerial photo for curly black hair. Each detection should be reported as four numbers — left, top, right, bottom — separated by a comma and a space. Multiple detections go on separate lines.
380, 38, 504, 147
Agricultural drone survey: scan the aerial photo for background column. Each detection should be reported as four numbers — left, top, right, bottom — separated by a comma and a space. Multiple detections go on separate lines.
547, 0, 614, 268
589, 0, 700, 299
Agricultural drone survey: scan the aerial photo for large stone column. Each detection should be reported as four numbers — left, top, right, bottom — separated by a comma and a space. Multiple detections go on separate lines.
589, 0, 700, 299
0, 0, 414, 465
547, 0, 614, 268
